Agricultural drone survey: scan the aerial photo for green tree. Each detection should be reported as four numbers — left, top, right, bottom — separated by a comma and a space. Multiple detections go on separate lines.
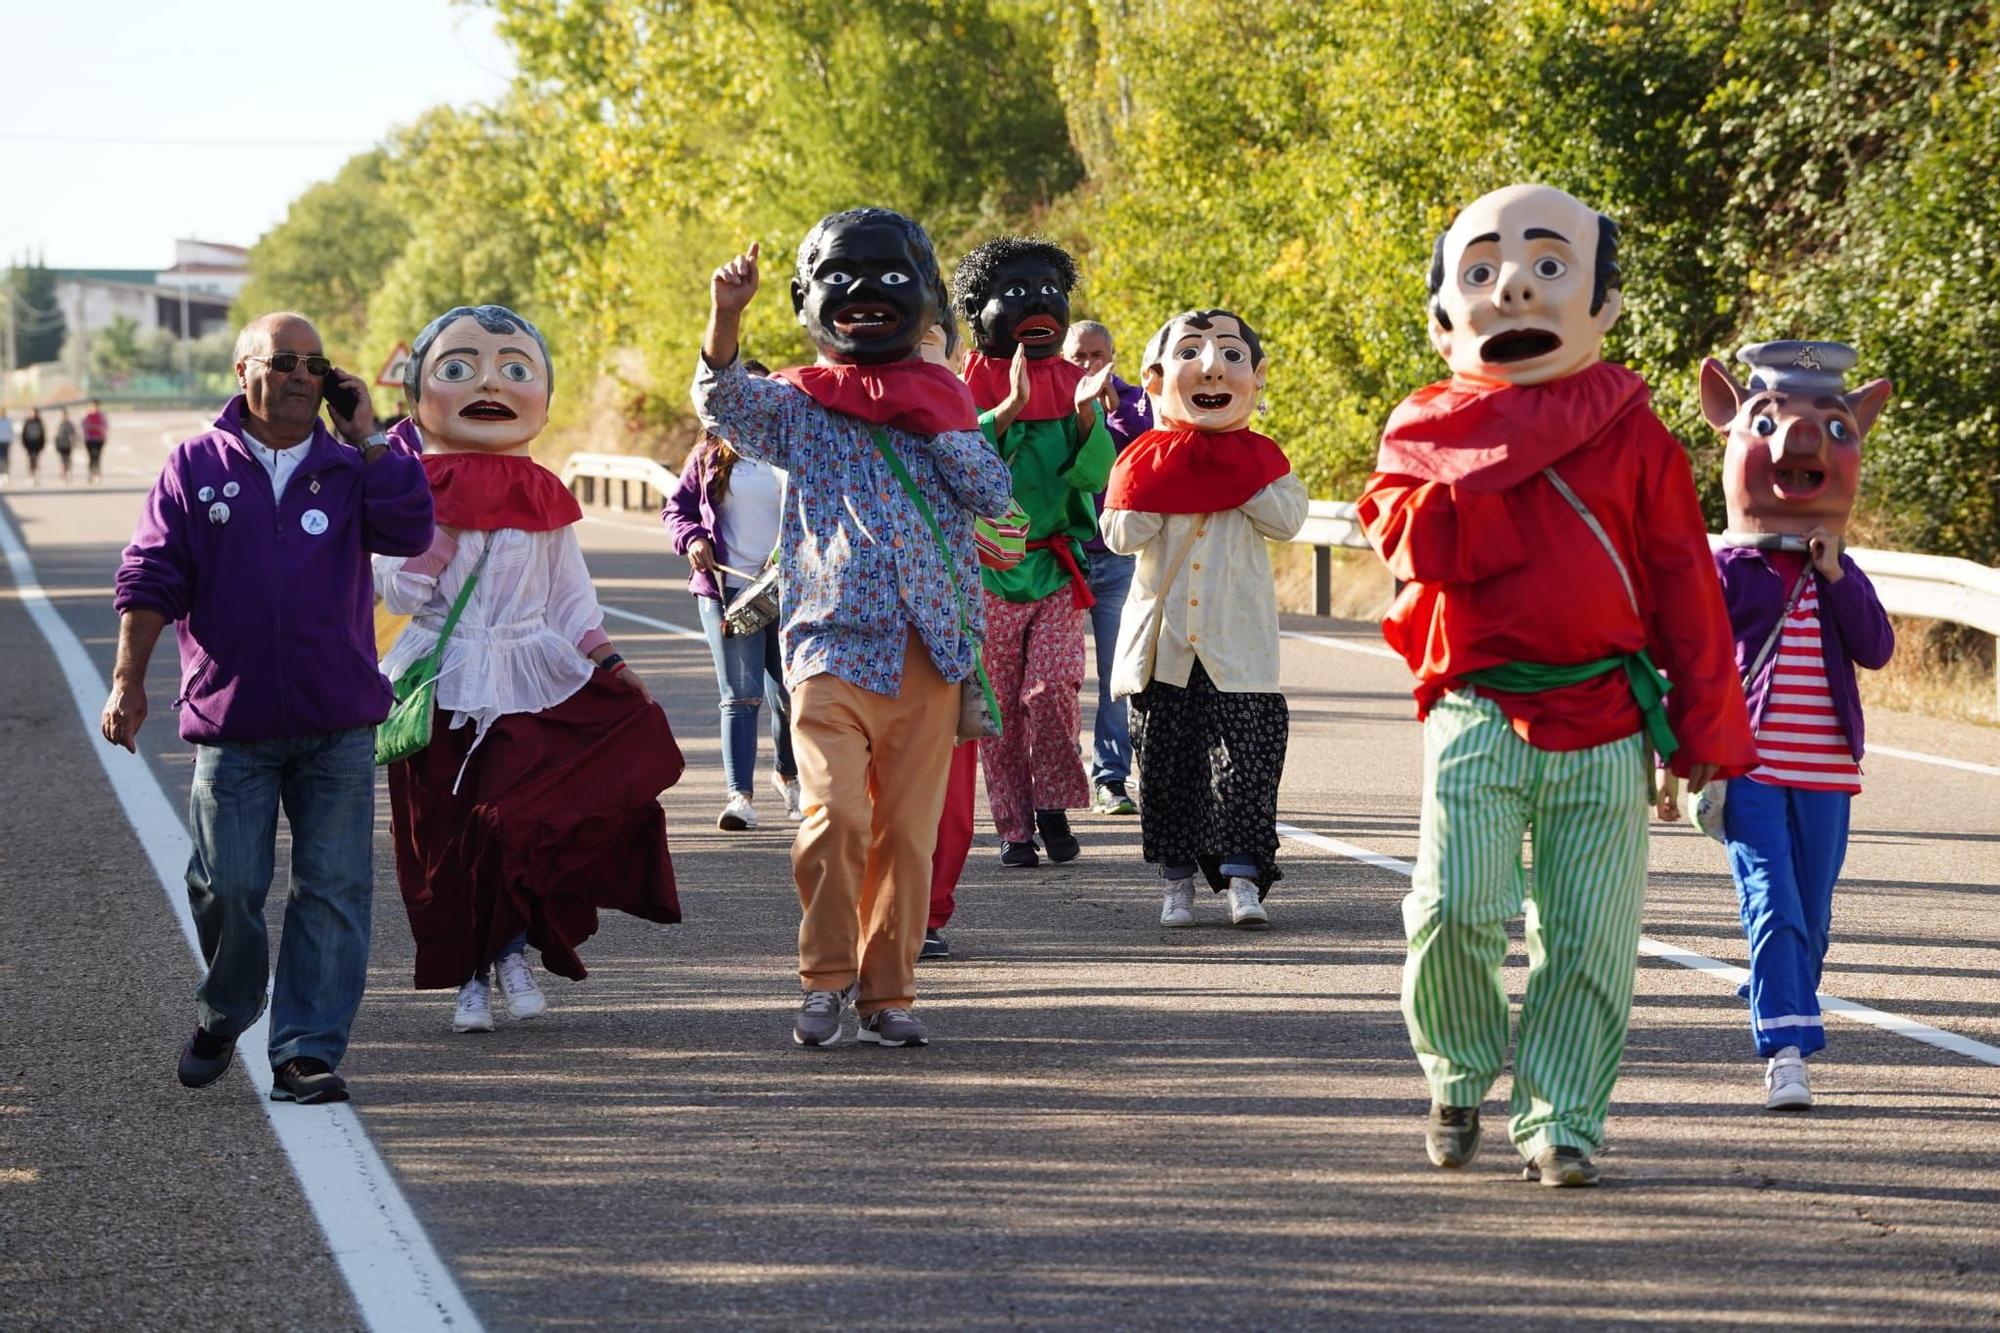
234, 150, 411, 363
6, 260, 66, 367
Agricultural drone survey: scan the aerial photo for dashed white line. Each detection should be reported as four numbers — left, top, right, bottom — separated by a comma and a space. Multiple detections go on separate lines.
0, 501, 482, 1332
599, 602, 707, 642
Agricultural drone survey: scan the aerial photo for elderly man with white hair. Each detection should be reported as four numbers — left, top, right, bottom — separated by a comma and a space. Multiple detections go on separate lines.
104, 311, 433, 1104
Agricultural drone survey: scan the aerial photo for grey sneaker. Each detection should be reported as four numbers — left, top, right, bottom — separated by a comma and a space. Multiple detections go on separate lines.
1093, 782, 1137, 815
1425, 1103, 1481, 1168
1523, 1145, 1600, 1188
857, 1007, 929, 1047
792, 983, 856, 1047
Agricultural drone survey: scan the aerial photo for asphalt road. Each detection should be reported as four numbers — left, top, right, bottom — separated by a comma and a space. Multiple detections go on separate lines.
2, 409, 1996, 1330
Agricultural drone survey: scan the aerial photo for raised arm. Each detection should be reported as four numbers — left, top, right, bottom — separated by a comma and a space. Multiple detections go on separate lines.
926, 426, 1015, 519
1058, 401, 1116, 494
1240, 473, 1309, 541
1100, 507, 1166, 556
359, 448, 435, 556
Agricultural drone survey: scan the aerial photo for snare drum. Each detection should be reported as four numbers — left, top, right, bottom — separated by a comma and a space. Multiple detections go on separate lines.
719, 563, 781, 637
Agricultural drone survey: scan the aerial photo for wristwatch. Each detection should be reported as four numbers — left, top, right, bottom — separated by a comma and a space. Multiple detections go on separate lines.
359, 431, 389, 463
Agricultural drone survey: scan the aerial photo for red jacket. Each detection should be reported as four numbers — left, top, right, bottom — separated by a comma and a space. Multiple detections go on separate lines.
1358, 362, 1756, 776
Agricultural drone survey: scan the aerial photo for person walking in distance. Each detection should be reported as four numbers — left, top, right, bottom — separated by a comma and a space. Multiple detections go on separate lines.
82, 399, 109, 483
20, 407, 44, 484
693, 213, 1014, 1048
53, 408, 77, 483
1062, 319, 1150, 817
664, 363, 803, 832
104, 311, 433, 1104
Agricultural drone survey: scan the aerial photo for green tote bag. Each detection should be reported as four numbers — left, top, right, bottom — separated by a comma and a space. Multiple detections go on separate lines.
375, 540, 492, 767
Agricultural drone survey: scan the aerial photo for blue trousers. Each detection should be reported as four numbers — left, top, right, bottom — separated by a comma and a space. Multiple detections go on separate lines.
185, 727, 376, 1069
1086, 549, 1134, 787
1723, 778, 1851, 1058
696, 594, 796, 795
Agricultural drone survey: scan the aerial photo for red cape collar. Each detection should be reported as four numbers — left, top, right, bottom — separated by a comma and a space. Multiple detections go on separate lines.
961, 351, 1086, 421
422, 452, 582, 532
1376, 361, 1650, 492
1105, 427, 1292, 515
769, 361, 978, 436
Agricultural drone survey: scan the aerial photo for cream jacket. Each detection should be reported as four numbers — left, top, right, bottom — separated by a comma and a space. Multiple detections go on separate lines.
1101, 474, 1310, 698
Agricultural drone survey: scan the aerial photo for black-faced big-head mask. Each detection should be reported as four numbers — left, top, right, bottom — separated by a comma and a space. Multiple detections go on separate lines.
791, 209, 943, 366
954, 238, 1078, 361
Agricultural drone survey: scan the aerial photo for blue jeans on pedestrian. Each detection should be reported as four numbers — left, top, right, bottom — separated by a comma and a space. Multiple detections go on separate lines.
1086, 548, 1134, 787
1724, 777, 1851, 1058
184, 726, 376, 1070
696, 594, 796, 795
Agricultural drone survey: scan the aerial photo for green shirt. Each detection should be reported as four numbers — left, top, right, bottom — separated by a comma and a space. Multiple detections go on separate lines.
978, 403, 1115, 604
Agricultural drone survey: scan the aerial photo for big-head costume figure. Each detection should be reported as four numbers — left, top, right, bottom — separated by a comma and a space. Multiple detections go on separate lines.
378, 304, 684, 1022
694, 211, 1014, 1049
1357, 185, 1757, 1185
952, 237, 1116, 868
1687, 341, 1893, 1109
1100, 308, 1306, 927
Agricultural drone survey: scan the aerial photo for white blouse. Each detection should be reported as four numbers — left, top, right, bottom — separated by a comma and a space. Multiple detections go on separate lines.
374, 525, 605, 742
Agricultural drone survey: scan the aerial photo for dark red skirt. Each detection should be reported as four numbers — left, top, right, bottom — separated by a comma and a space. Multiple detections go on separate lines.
388, 671, 685, 988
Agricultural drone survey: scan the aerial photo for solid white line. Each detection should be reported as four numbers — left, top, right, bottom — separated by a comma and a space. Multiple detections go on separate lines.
0, 502, 482, 1332
1276, 818, 2000, 1067
1280, 629, 1402, 661
1869, 744, 2000, 777
599, 602, 707, 642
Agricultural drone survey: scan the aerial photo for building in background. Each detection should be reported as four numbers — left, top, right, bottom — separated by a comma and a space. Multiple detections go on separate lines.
51, 239, 246, 346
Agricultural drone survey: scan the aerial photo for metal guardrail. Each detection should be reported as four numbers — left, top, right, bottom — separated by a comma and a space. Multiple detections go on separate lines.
563, 453, 2000, 706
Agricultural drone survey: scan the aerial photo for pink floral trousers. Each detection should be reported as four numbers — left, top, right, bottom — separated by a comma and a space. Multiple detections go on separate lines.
978, 589, 1090, 842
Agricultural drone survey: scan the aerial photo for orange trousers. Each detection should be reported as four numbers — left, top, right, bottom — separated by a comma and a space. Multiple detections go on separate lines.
791, 630, 958, 1014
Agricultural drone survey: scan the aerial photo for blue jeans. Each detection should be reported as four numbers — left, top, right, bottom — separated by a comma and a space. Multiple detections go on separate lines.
696, 594, 796, 795
184, 726, 375, 1069
1724, 778, 1851, 1058
1086, 548, 1134, 787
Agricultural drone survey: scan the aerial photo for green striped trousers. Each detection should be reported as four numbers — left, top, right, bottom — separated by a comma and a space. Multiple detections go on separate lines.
1402, 689, 1650, 1158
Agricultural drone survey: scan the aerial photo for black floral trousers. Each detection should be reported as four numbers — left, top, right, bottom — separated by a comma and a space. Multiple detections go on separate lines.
1129, 659, 1287, 896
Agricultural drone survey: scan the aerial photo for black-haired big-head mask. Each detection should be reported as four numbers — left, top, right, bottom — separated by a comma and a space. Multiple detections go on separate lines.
969, 257, 1071, 360
790, 218, 937, 366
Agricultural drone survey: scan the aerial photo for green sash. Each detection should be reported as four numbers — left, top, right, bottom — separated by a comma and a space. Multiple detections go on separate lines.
1464, 649, 1678, 761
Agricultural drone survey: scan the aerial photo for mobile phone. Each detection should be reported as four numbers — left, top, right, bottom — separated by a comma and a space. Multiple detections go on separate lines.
322, 370, 363, 420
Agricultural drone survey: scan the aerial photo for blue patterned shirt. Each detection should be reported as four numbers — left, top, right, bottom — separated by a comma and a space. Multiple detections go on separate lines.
692, 357, 1015, 695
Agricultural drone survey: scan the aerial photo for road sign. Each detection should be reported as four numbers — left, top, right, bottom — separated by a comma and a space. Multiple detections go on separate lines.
375, 341, 412, 388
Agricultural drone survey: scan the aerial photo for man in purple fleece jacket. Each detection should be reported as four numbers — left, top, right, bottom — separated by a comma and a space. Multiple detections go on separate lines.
103, 311, 433, 1104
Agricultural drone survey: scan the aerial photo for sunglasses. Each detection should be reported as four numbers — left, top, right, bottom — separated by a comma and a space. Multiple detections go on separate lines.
246, 353, 333, 376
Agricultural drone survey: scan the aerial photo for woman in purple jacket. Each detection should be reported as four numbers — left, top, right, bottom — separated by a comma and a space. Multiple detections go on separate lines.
664, 371, 800, 831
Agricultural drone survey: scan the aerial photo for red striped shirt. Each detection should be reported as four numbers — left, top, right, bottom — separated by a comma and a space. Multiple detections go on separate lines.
1749, 579, 1862, 792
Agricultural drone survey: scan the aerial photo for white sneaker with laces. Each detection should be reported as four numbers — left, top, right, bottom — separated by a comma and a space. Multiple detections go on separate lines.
1160, 877, 1195, 927
453, 978, 495, 1033
717, 791, 758, 831
1227, 877, 1269, 929
1765, 1046, 1813, 1111
494, 951, 547, 1020
773, 772, 804, 822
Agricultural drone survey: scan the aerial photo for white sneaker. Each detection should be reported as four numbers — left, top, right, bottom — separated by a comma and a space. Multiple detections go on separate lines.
452, 979, 495, 1033
1160, 877, 1195, 927
1765, 1047, 1813, 1111
494, 951, 547, 1020
1227, 877, 1269, 929
773, 772, 804, 822
717, 791, 758, 831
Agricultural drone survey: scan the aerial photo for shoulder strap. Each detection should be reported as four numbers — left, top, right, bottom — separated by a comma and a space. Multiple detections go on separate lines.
433, 537, 494, 649
1542, 466, 1639, 617
868, 426, 978, 634
1742, 567, 1814, 691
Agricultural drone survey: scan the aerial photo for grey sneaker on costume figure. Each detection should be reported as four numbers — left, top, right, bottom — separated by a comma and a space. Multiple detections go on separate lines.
858, 1008, 929, 1047
793, 983, 856, 1047
1425, 1103, 1481, 1168
1523, 1145, 1600, 1188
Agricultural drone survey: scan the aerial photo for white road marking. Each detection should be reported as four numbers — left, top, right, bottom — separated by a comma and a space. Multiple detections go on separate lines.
1275, 820, 2000, 1067
1281, 629, 1402, 661
1869, 744, 2000, 777
0, 502, 482, 1332
599, 602, 707, 642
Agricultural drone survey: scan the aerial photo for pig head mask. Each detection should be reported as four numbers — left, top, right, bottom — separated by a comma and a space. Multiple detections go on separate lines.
1702, 340, 1892, 539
